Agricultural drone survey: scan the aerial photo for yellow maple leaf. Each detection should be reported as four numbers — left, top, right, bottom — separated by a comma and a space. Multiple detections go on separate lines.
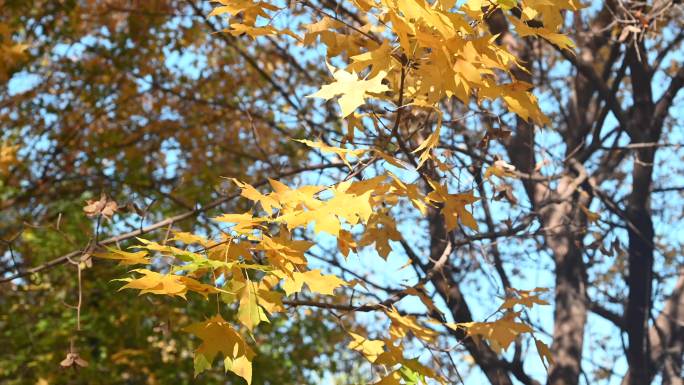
184, 315, 255, 384
214, 212, 265, 234
499, 287, 549, 310
294, 139, 366, 168
389, 173, 428, 215
484, 159, 517, 179
509, 17, 576, 52
535, 338, 554, 369
338, 229, 358, 258
118, 269, 188, 298
277, 181, 373, 236
94, 247, 149, 266
410, 109, 443, 167
359, 212, 402, 259
348, 40, 397, 78
230, 178, 281, 214
268, 179, 323, 210
448, 313, 533, 353
307, 64, 389, 118
427, 181, 479, 231
347, 332, 385, 363
281, 269, 347, 296
208, 0, 280, 26
180, 276, 221, 298
385, 307, 438, 343
256, 234, 311, 269
237, 278, 270, 331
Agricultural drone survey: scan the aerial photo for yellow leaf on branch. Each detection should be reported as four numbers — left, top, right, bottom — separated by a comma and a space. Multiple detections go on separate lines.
94, 247, 149, 266
184, 315, 255, 384
307, 64, 389, 118
427, 181, 479, 231
347, 332, 385, 363
280, 269, 347, 296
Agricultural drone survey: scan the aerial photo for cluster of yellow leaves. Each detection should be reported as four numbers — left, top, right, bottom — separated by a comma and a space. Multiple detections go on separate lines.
98, 171, 480, 384
347, 308, 446, 384
208, 0, 298, 40
448, 288, 554, 369
96, 1, 582, 382
303, 0, 578, 121
209, 0, 580, 159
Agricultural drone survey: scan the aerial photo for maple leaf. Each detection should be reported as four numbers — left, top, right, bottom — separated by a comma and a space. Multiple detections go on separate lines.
307, 64, 389, 118
268, 179, 323, 211
277, 181, 373, 236
184, 315, 255, 384
376, 150, 411, 170
359, 212, 402, 259
447, 312, 533, 353
323, 181, 374, 230
237, 278, 270, 331
386, 307, 438, 343
226, 24, 299, 41
302, 17, 343, 46
337, 229, 358, 258
484, 159, 517, 179
230, 178, 280, 214
535, 338, 554, 369
348, 40, 396, 77
427, 182, 479, 231
209, 0, 280, 26
410, 110, 443, 167
499, 288, 549, 310
479, 81, 550, 125
93, 246, 149, 266
348, 332, 385, 363
256, 275, 284, 314
280, 269, 347, 296
181, 276, 221, 298
118, 269, 188, 298
389, 173, 428, 215
118, 267, 219, 299
170, 231, 212, 247
132, 238, 205, 263
509, 17, 576, 52
214, 212, 265, 235
374, 343, 446, 384
294, 139, 366, 168
257, 233, 312, 267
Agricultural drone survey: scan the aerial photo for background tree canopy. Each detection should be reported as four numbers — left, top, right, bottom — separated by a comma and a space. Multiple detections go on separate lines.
1, 1, 683, 385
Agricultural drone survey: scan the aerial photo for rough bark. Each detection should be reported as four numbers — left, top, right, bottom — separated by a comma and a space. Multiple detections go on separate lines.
622, 43, 660, 385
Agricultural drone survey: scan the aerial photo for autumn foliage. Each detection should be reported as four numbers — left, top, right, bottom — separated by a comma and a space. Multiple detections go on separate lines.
1, 1, 684, 385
